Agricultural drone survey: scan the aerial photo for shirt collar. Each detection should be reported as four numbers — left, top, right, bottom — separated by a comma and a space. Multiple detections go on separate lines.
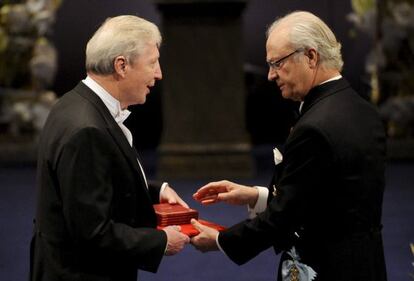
319, 74, 342, 86
299, 75, 342, 113
82, 76, 131, 124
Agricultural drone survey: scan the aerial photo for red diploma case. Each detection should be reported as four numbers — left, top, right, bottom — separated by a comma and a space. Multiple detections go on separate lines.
153, 203, 226, 237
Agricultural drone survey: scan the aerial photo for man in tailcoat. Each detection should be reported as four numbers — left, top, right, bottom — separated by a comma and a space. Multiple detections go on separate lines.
190, 11, 387, 281
30, 15, 190, 281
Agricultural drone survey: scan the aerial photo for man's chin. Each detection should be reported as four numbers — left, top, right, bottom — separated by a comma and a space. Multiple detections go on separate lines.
136, 93, 148, 105
137, 98, 146, 105
281, 91, 291, 100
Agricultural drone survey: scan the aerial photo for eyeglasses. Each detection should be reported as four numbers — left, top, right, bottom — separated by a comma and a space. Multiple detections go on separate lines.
267, 49, 302, 70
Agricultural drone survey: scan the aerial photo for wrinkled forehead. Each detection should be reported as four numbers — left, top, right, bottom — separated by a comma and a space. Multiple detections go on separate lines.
266, 27, 291, 60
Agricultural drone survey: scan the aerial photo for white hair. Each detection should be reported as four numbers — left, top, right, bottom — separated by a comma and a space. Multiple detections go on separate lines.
267, 11, 343, 71
85, 15, 162, 75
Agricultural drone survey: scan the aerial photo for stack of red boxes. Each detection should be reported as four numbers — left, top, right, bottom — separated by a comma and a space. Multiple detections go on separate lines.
153, 203, 226, 236
153, 203, 198, 227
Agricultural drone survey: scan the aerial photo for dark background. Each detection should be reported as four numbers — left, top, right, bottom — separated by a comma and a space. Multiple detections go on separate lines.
50, 0, 372, 148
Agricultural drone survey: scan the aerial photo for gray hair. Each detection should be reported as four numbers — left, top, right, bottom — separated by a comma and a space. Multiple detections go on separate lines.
85, 15, 162, 75
266, 11, 343, 71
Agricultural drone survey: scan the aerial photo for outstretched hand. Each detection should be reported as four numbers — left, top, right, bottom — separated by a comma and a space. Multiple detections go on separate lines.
193, 180, 259, 208
190, 219, 219, 252
163, 225, 190, 256
160, 184, 189, 208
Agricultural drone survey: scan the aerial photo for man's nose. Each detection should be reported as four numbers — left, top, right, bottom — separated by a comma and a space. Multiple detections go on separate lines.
155, 62, 162, 80
268, 68, 278, 81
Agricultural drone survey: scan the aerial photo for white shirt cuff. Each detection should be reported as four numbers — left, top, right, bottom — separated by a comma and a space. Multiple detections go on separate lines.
159, 182, 169, 201
247, 186, 269, 219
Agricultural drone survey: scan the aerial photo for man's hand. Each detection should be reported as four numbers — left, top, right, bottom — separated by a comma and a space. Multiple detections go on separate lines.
163, 225, 190, 256
193, 180, 259, 208
160, 184, 189, 208
190, 219, 219, 252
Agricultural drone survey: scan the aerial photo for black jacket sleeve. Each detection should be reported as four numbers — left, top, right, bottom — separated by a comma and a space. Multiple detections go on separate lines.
218, 125, 334, 265
56, 127, 166, 272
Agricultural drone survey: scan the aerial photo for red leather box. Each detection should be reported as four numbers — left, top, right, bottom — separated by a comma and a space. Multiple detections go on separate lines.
153, 203, 226, 236
153, 203, 198, 226
157, 219, 226, 237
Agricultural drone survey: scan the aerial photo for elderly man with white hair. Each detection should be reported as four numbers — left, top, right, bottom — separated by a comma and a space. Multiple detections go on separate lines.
31, 15, 190, 281
191, 11, 387, 281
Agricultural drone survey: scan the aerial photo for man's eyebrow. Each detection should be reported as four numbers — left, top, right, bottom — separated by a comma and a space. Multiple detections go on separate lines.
267, 57, 280, 64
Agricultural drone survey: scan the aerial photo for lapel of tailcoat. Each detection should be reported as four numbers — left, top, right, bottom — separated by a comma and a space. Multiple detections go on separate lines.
73, 82, 151, 198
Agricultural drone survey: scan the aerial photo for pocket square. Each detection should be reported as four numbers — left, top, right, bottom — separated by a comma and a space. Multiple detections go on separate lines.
273, 147, 283, 165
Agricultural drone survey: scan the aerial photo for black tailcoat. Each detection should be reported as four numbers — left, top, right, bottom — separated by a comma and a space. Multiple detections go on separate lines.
219, 78, 387, 281
30, 82, 167, 281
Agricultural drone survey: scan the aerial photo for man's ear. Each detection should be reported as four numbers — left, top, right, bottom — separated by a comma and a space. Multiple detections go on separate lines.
114, 56, 127, 77
306, 49, 319, 69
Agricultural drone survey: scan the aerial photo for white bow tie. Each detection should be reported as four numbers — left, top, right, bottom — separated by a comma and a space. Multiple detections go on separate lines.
114, 109, 131, 124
